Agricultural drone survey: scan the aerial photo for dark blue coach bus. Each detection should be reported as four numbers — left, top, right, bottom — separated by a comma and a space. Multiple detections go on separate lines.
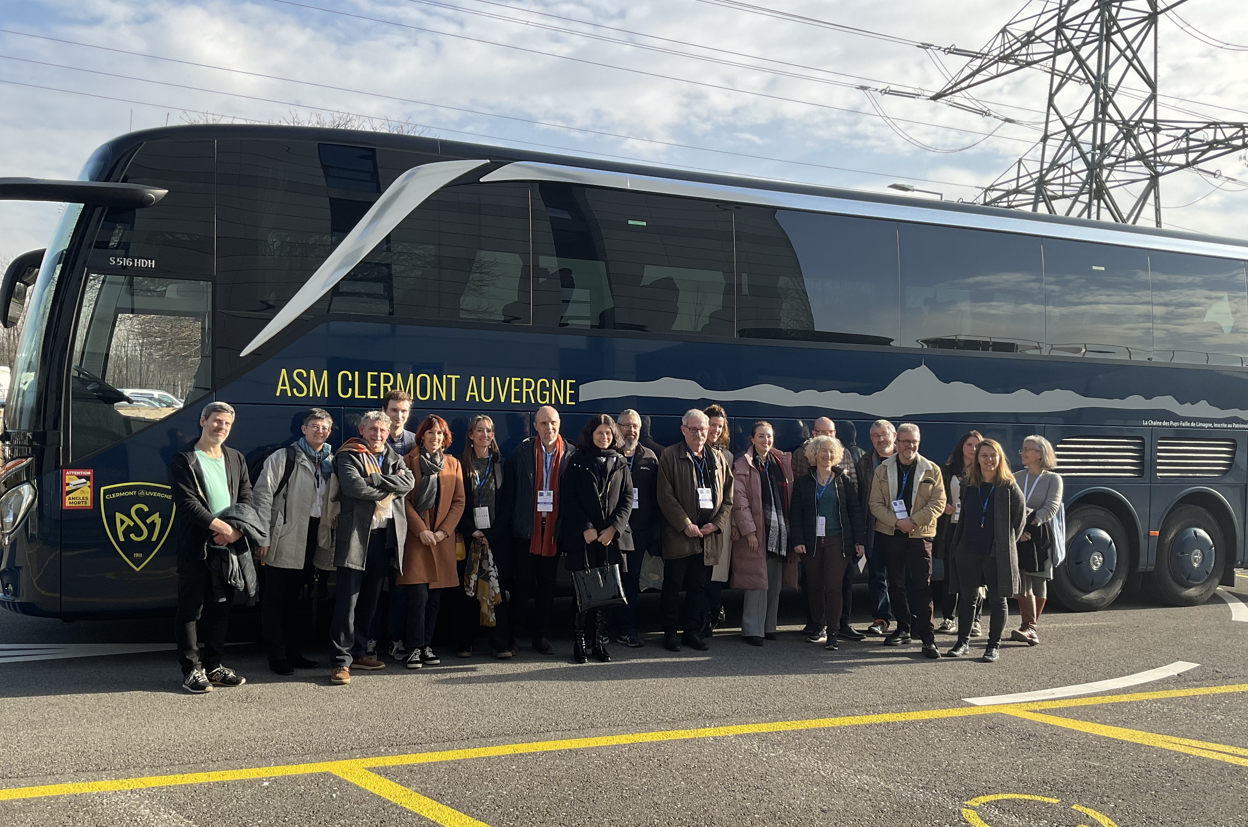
1, 124, 1245, 618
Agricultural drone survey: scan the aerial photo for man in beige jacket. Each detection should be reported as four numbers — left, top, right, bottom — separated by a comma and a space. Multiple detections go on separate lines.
868, 422, 945, 659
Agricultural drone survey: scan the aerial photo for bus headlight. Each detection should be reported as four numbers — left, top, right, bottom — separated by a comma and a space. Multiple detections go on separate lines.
0, 483, 36, 536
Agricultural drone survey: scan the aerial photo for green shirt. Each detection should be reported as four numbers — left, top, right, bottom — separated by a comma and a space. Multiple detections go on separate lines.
196, 449, 232, 517
815, 474, 842, 535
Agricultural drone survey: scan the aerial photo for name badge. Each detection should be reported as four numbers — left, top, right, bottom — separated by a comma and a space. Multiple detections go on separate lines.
474, 506, 491, 530
816, 516, 826, 537
537, 490, 554, 513
697, 487, 713, 509
632, 489, 639, 509
891, 499, 909, 520
954, 500, 962, 521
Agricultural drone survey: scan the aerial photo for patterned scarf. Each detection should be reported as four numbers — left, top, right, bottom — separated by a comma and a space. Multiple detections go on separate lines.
755, 451, 789, 558
464, 535, 503, 626
414, 449, 443, 515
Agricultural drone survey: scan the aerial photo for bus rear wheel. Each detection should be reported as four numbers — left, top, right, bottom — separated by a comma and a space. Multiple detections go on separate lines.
1050, 505, 1130, 612
1146, 505, 1225, 607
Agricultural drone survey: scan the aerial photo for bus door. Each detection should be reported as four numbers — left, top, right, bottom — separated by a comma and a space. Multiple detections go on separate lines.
61, 272, 212, 615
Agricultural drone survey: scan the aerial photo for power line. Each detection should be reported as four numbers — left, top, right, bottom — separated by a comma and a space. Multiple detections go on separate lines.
258, 0, 1036, 147
0, 49, 1006, 187
692, 0, 925, 47
1170, 11, 1248, 52
0, 77, 988, 193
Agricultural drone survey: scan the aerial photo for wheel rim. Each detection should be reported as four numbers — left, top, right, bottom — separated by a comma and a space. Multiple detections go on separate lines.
1167, 527, 1216, 587
1067, 527, 1118, 591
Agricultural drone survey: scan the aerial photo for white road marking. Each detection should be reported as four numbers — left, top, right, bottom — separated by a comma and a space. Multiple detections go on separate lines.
1215, 588, 1248, 622
963, 661, 1200, 706
0, 643, 175, 664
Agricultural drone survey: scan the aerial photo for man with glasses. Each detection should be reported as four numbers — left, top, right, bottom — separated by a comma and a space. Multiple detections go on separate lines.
867, 422, 946, 660
656, 409, 734, 652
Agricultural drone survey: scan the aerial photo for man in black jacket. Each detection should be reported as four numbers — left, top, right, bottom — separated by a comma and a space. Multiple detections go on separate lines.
499, 405, 575, 655
616, 409, 659, 647
170, 401, 253, 694
856, 419, 897, 636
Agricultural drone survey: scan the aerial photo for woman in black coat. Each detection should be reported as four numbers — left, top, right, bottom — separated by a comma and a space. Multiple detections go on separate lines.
561, 414, 634, 663
789, 435, 866, 651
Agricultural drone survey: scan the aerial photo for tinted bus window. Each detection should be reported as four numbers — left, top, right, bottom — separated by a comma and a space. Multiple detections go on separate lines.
87, 140, 215, 277
735, 209, 899, 345
533, 184, 735, 335
899, 224, 1044, 353
1043, 239, 1152, 360
1149, 252, 1248, 365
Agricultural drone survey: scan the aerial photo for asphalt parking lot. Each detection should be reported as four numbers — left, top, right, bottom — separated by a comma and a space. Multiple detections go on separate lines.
3, 574, 1248, 827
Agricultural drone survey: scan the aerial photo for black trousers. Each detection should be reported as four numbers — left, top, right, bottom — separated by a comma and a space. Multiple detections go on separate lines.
876, 531, 935, 643
175, 558, 233, 676
260, 518, 317, 663
329, 530, 390, 668
955, 550, 1009, 645
661, 555, 706, 636
616, 545, 646, 635
512, 544, 559, 641
401, 583, 443, 650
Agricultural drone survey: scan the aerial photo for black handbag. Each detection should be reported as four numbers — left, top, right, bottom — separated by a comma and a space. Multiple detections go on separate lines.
572, 545, 628, 613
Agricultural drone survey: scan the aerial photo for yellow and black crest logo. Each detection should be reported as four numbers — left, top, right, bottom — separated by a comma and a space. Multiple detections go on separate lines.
100, 483, 176, 572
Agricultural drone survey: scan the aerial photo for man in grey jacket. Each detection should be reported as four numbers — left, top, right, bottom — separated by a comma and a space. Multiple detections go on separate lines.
328, 411, 414, 685
253, 408, 335, 675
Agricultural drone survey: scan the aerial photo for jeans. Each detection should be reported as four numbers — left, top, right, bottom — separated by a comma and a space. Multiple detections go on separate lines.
402, 582, 443, 650
512, 546, 559, 641
741, 556, 785, 638
175, 559, 233, 676
661, 555, 706, 636
955, 550, 1008, 644
330, 530, 391, 668
804, 536, 850, 631
876, 531, 935, 643
864, 539, 893, 622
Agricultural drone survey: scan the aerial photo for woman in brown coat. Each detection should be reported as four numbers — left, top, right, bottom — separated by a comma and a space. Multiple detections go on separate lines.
399, 415, 465, 669
730, 421, 795, 645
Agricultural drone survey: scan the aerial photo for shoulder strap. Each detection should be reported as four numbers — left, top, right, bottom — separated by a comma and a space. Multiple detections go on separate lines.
273, 445, 299, 500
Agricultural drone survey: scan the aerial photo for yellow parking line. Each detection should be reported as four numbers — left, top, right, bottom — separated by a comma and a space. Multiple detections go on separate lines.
2, 682, 1247, 804
332, 767, 491, 827
1004, 710, 1248, 768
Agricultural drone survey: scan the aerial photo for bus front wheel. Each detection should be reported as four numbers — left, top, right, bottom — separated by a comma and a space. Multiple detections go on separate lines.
1146, 505, 1225, 607
1051, 505, 1130, 612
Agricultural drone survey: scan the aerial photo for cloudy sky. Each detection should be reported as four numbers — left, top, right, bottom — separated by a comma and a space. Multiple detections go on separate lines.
4, 0, 1248, 264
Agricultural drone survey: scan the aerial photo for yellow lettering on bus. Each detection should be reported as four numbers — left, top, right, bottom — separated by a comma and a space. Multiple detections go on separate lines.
432, 374, 446, 401
379, 373, 393, 397
395, 373, 413, 397
310, 370, 328, 397
276, 369, 292, 397
337, 371, 352, 398
566, 379, 577, 406
292, 369, 308, 397
466, 375, 480, 402
552, 379, 564, 406
366, 372, 378, 399
416, 373, 431, 401
522, 377, 535, 404
536, 377, 550, 405
446, 374, 459, 400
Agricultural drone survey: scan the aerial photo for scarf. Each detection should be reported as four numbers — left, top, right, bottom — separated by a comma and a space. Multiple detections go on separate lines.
755, 451, 789, 558
297, 437, 333, 485
414, 449, 443, 516
339, 438, 391, 521
530, 437, 563, 558
463, 535, 502, 626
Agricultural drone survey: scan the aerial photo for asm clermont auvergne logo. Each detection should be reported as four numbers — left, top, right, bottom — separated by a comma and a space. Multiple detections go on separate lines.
100, 483, 176, 572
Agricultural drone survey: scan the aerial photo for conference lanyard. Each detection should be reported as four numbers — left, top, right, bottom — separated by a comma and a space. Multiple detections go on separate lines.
977, 484, 994, 528
1022, 471, 1042, 503
815, 474, 833, 502
475, 457, 492, 502
897, 466, 912, 504
690, 449, 709, 488
541, 445, 555, 492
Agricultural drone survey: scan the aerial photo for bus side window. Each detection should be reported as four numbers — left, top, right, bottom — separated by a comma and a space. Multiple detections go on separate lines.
69, 274, 211, 460
1043, 239, 1152, 360
1149, 252, 1248, 366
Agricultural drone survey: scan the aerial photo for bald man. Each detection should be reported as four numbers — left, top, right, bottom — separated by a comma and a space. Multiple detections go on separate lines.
499, 406, 576, 656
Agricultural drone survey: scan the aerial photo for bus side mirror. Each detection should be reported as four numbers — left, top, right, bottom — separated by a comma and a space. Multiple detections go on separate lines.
1, 248, 44, 329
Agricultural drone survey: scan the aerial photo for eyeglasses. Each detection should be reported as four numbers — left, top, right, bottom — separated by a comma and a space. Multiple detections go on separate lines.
684, 427, 708, 434
896, 439, 919, 446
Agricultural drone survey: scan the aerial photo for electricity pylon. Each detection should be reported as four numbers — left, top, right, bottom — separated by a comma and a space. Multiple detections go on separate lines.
933, 0, 1248, 226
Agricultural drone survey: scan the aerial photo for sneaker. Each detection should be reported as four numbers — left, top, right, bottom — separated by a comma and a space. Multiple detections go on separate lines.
352, 656, 386, 671
206, 666, 246, 688
921, 641, 940, 660
883, 629, 911, 647
806, 627, 828, 644
493, 648, 515, 660
421, 646, 440, 666
618, 632, 645, 648
330, 666, 351, 685
1009, 628, 1030, 643
867, 619, 890, 636
456, 647, 472, 658
982, 645, 1000, 663
389, 640, 410, 661
405, 651, 424, 669
1024, 629, 1040, 646
365, 638, 379, 660
944, 640, 970, 658
824, 638, 839, 651
182, 669, 213, 694
936, 618, 957, 634
969, 620, 983, 638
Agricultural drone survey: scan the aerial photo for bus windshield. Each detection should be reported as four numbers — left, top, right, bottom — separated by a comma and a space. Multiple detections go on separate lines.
8, 203, 83, 433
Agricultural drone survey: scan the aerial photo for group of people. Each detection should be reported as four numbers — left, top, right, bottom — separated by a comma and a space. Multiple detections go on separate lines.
170, 395, 1064, 694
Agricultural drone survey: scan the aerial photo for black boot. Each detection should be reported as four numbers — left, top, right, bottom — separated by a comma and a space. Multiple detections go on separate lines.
573, 612, 589, 664
592, 611, 612, 663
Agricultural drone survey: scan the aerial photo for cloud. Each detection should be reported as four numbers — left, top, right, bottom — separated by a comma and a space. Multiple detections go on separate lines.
3, 0, 1248, 263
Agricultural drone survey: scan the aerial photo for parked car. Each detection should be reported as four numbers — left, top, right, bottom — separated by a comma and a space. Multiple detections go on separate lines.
118, 389, 183, 408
